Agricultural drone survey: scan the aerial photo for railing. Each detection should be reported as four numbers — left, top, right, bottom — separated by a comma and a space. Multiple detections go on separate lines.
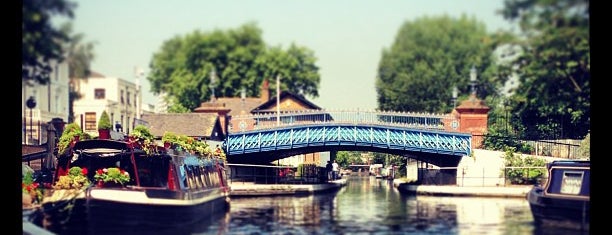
228, 110, 448, 133
476, 134, 582, 159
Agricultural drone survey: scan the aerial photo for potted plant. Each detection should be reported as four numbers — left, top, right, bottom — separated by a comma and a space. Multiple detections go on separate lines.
57, 123, 85, 155
52, 166, 91, 190
162, 131, 178, 149
129, 124, 156, 154
94, 167, 131, 187
97, 110, 112, 139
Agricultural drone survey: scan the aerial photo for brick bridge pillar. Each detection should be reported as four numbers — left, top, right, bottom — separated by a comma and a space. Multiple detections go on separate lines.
443, 93, 490, 149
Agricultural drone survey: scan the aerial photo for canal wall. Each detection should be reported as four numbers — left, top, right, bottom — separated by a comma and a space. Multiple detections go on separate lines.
457, 149, 569, 187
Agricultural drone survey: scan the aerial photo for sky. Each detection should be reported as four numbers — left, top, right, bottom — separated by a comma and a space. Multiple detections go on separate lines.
58, 0, 516, 111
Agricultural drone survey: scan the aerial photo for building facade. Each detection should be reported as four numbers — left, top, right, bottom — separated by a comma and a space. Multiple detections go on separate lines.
72, 72, 142, 136
22, 59, 70, 145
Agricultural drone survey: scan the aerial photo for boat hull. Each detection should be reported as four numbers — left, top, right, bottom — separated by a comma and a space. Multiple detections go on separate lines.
87, 191, 229, 234
40, 187, 230, 234
527, 186, 589, 230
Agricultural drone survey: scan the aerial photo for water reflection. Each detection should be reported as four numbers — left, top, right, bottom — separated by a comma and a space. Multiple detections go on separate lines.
66, 176, 588, 234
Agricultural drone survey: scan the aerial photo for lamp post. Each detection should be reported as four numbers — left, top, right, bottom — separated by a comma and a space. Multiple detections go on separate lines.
26, 96, 36, 144
209, 69, 217, 102
276, 74, 281, 126
451, 86, 458, 109
470, 65, 477, 95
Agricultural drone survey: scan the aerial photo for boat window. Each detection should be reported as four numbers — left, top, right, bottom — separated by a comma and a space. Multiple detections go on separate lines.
193, 166, 203, 189
185, 166, 195, 189
134, 157, 169, 188
178, 165, 188, 189
203, 168, 212, 188
198, 166, 208, 189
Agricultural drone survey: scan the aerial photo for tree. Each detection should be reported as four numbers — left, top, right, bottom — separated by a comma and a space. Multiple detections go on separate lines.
22, 0, 75, 84
576, 132, 590, 159
376, 15, 501, 113
60, 22, 96, 122
500, 0, 589, 139
148, 22, 321, 111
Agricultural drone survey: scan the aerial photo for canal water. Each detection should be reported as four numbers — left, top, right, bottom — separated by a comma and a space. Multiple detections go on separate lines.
83, 176, 587, 235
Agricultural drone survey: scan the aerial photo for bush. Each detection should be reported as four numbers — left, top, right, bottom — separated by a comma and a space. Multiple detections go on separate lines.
503, 149, 546, 185
98, 111, 112, 130
58, 123, 84, 155
576, 132, 590, 159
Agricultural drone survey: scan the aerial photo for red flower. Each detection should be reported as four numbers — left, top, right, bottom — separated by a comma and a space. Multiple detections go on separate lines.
57, 167, 67, 176
81, 168, 88, 175
97, 169, 104, 175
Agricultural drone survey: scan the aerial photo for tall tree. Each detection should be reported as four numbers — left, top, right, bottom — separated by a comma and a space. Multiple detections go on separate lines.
22, 0, 75, 84
500, 0, 589, 139
148, 22, 321, 111
376, 15, 501, 113
60, 22, 96, 123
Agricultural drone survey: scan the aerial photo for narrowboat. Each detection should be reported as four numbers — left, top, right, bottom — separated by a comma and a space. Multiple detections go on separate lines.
38, 138, 231, 234
527, 160, 589, 231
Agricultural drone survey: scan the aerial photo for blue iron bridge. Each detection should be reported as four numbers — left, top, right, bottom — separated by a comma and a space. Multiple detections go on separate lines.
223, 110, 471, 166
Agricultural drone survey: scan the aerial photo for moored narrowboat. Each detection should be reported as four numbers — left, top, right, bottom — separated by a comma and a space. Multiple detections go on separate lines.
39, 138, 231, 234
527, 160, 589, 231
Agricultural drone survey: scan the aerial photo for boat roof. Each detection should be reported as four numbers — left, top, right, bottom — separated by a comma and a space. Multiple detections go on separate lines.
71, 139, 132, 150
548, 160, 590, 168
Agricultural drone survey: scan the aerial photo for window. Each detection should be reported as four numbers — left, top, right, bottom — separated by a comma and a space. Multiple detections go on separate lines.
94, 88, 106, 99
127, 91, 131, 105
121, 90, 125, 104
134, 94, 138, 107
85, 112, 97, 131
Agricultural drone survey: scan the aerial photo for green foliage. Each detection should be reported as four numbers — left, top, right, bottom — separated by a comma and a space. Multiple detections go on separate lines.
22, 0, 75, 84
94, 167, 130, 185
58, 123, 85, 155
336, 151, 371, 168
131, 125, 154, 141
482, 129, 534, 154
576, 132, 590, 159
22, 170, 43, 204
53, 166, 91, 190
500, 0, 590, 139
130, 125, 157, 154
296, 163, 305, 177
503, 149, 546, 185
376, 15, 500, 113
97, 111, 112, 130
148, 22, 321, 111
59, 22, 96, 79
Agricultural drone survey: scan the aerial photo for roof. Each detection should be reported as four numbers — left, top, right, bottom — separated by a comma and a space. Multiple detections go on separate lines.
456, 94, 490, 111
252, 91, 321, 113
140, 113, 219, 138
214, 97, 263, 116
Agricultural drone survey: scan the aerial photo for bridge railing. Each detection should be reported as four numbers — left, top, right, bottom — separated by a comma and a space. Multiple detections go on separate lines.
228, 109, 449, 133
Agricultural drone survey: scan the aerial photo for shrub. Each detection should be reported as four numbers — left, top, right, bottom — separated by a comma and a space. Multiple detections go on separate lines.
98, 111, 112, 130
503, 149, 546, 185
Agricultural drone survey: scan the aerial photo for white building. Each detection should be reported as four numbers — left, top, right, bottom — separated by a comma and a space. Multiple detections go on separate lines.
21, 59, 70, 145
73, 71, 142, 136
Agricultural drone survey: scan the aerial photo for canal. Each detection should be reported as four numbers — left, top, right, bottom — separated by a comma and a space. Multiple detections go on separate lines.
88, 176, 587, 235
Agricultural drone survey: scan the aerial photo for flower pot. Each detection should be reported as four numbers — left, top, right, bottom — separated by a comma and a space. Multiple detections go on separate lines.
98, 129, 111, 139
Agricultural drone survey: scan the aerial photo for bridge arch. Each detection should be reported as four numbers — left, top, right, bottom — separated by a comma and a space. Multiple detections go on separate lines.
223, 123, 471, 166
